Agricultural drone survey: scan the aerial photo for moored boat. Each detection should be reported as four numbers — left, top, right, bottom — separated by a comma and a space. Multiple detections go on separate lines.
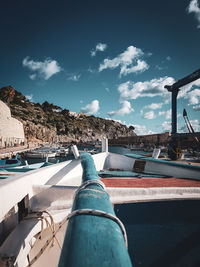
0, 154, 21, 169
0, 140, 200, 266
24, 149, 57, 159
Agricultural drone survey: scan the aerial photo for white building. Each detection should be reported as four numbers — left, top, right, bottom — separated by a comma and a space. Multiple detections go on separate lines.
0, 100, 25, 148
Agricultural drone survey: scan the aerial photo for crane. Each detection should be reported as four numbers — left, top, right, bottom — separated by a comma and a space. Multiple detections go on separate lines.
164, 68, 200, 159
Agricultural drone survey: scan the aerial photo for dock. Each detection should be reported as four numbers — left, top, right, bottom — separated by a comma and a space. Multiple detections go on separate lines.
0, 144, 40, 159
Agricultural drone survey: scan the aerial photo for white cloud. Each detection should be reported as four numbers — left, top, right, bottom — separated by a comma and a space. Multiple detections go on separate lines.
187, 0, 200, 28
118, 76, 174, 101
81, 100, 99, 115
143, 110, 155, 120
161, 121, 171, 131
193, 104, 200, 111
166, 56, 171, 61
108, 101, 134, 117
99, 45, 149, 76
68, 74, 81, 81
105, 87, 110, 92
87, 67, 96, 73
158, 109, 171, 119
120, 60, 149, 76
105, 118, 124, 124
144, 103, 163, 110
188, 119, 200, 131
23, 57, 62, 80
25, 94, 33, 101
187, 88, 200, 105
177, 79, 200, 99
179, 119, 200, 132
91, 43, 107, 57
29, 74, 36, 80
133, 124, 155, 135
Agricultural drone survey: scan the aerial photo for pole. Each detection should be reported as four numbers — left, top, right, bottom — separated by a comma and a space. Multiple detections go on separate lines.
171, 89, 179, 135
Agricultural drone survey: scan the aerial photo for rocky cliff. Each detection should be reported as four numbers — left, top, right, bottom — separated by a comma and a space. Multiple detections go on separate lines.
0, 86, 136, 144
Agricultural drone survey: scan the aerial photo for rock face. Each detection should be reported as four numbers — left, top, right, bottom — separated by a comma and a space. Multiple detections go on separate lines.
0, 86, 136, 144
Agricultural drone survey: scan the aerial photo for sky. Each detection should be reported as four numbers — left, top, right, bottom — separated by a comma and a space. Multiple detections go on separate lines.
1, 0, 200, 135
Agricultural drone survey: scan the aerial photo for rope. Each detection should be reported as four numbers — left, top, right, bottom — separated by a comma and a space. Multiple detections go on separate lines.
26, 210, 67, 266
73, 179, 106, 199
167, 146, 182, 159
67, 208, 128, 248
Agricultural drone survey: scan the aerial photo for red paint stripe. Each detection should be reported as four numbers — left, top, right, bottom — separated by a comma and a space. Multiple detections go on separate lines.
100, 177, 200, 188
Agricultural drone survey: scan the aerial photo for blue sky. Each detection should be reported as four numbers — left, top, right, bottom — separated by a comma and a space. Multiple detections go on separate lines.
1, 0, 200, 135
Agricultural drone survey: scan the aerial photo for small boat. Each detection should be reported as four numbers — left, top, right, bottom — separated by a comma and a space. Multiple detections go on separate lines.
25, 149, 57, 159
55, 147, 69, 157
0, 158, 57, 178
0, 154, 21, 168
0, 140, 200, 266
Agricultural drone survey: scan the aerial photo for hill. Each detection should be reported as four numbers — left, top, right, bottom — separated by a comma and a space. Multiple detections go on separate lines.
0, 86, 136, 144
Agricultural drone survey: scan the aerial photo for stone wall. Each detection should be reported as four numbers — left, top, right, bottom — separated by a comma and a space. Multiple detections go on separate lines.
0, 100, 25, 147
109, 132, 170, 147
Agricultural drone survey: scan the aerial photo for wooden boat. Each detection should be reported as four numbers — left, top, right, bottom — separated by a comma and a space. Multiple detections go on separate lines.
0, 154, 21, 168
25, 149, 57, 159
0, 158, 56, 179
0, 141, 200, 266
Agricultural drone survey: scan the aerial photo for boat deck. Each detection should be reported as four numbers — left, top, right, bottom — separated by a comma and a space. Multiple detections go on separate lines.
100, 177, 200, 188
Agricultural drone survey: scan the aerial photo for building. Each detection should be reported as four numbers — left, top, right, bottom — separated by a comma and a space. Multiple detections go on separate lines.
0, 100, 25, 148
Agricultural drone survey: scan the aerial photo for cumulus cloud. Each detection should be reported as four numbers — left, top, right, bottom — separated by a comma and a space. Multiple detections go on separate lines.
67, 74, 81, 81
144, 103, 163, 110
187, 0, 200, 28
108, 101, 134, 117
91, 43, 107, 57
161, 121, 171, 131
193, 104, 200, 111
81, 100, 99, 115
177, 79, 200, 99
105, 118, 124, 124
155, 56, 172, 70
99, 45, 149, 77
158, 109, 182, 120
187, 88, 200, 105
118, 76, 174, 101
179, 119, 200, 132
22, 57, 62, 80
143, 110, 155, 120
29, 74, 36, 80
158, 109, 171, 119
25, 94, 33, 101
133, 124, 155, 135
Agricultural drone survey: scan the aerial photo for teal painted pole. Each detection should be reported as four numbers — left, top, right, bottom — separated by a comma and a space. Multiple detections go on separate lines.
59, 153, 132, 267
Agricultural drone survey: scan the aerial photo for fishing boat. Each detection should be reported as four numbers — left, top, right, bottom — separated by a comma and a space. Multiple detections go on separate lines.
24, 149, 57, 159
0, 154, 21, 169
0, 140, 200, 266
55, 148, 69, 157
0, 158, 57, 179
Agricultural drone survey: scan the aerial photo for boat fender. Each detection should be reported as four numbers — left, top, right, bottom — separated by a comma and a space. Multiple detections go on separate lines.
152, 148, 161, 159
71, 145, 80, 159
102, 137, 108, 152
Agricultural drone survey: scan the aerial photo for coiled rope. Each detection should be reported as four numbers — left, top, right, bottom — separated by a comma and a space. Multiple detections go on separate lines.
27, 210, 67, 266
